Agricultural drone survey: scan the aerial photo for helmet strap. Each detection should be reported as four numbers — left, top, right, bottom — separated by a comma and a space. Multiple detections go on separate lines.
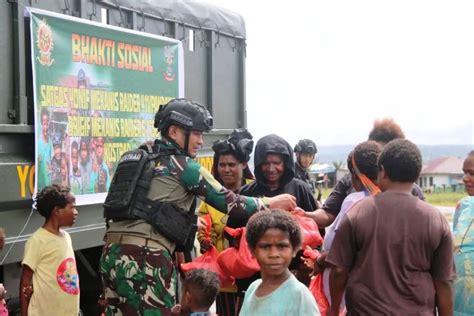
184, 129, 191, 155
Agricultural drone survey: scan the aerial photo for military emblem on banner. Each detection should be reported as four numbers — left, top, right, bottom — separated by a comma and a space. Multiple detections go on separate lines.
36, 18, 55, 66
163, 46, 176, 81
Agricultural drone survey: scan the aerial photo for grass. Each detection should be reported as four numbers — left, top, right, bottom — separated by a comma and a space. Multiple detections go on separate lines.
318, 187, 466, 207
424, 191, 466, 207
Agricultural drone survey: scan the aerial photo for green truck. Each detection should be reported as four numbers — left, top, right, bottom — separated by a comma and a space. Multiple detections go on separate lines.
0, 0, 247, 313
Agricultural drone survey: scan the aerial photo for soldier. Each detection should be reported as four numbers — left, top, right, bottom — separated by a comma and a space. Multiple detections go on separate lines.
100, 98, 296, 315
294, 139, 317, 192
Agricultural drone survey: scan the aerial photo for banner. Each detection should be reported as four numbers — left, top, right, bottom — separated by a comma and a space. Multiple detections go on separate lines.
30, 9, 183, 205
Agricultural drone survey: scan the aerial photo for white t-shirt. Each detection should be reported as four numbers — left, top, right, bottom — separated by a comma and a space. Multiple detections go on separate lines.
22, 228, 80, 316
239, 274, 320, 316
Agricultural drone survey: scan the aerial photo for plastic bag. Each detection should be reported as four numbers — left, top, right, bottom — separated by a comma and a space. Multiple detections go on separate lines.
293, 213, 323, 249
180, 215, 234, 288
180, 245, 234, 288
309, 274, 329, 315
303, 248, 329, 315
217, 227, 260, 279
304, 248, 345, 316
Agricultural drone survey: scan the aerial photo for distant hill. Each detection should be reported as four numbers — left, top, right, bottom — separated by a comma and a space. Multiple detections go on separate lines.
316, 144, 472, 167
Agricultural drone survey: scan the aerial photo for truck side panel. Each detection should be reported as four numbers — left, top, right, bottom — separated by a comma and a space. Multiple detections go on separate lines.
0, 2, 247, 311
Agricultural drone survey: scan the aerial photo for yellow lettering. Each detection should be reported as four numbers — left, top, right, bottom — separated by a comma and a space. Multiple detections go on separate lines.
81, 35, 90, 63
17, 165, 29, 198
71, 33, 81, 62
68, 116, 91, 137
89, 37, 98, 64
197, 157, 213, 172
117, 42, 124, 69
29, 165, 35, 195
104, 142, 133, 162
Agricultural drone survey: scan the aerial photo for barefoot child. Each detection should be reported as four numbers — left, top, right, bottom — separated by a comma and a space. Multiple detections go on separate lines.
20, 184, 80, 316
240, 210, 320, 315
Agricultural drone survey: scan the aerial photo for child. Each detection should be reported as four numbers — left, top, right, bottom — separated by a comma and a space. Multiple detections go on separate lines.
171, 269, 219, 316
239, 210, 320, 316
326, 139, 455, 316
0, 228, 8, 316
20, 184, 79, 316
50, 134, 63, 184
302, 141, 382, 313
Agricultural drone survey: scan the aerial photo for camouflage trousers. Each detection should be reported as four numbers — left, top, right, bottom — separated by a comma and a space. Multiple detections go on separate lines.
99, 242, 177, 316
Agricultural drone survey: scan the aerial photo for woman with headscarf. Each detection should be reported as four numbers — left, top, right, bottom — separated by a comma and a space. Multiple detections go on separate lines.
226, 134, 317, 299
197, 129, 254, 316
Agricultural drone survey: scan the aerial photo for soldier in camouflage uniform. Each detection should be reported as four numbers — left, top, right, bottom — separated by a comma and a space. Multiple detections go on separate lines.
293, 138, 317, 185
100, 98, 296, 316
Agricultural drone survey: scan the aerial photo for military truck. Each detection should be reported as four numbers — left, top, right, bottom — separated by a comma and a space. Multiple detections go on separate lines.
0, 0, 247, 313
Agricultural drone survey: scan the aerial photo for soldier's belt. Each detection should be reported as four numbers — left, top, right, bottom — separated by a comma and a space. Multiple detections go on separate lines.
106, 233, 163, 249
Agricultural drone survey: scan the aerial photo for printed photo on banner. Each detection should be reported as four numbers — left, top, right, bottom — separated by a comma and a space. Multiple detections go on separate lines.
30, 8, 184, 205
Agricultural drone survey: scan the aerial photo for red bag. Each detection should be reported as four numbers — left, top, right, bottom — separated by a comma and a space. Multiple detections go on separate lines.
302, 248, 329, 315
293, 213, 323, 249
310, 274, 330, 316
217, 227, 260, 279
304, 248, 345, 316
180, 215, 234, 288
180, 246, 234, 288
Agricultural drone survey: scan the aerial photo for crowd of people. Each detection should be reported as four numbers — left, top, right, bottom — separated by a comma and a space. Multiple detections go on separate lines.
1, 98, 473, 315
37, 108, 111, 194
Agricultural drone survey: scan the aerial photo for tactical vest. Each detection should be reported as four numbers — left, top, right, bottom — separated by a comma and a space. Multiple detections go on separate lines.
103, 142, 197, 252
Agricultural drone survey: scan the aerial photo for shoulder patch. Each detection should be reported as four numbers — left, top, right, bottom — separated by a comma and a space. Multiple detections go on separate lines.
119, 152, 143, 163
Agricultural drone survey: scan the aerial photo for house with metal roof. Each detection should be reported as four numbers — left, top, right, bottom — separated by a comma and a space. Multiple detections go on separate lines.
419, 156, 464, 192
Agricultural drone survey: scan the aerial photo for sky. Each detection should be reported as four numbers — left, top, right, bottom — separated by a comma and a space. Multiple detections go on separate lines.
205, 0, 474, 146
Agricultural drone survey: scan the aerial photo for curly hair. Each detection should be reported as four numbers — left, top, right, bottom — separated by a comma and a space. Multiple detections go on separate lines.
246, 210, 301, 250
378, 139, 422, 183
348, 141, 383, 181
184, 269, 219, 309
368, 118, 405, 144
34, 184, 71, 219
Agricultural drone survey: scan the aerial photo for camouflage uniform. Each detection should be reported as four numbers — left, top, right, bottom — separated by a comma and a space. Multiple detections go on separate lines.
100, 139, 268, 315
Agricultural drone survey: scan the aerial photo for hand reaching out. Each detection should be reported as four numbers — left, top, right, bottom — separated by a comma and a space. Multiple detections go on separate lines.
268, 193, 296, 211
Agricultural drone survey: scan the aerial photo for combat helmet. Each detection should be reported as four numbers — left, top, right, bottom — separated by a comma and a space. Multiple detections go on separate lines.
294, 139, 317, 155
154, 98, 212, 133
